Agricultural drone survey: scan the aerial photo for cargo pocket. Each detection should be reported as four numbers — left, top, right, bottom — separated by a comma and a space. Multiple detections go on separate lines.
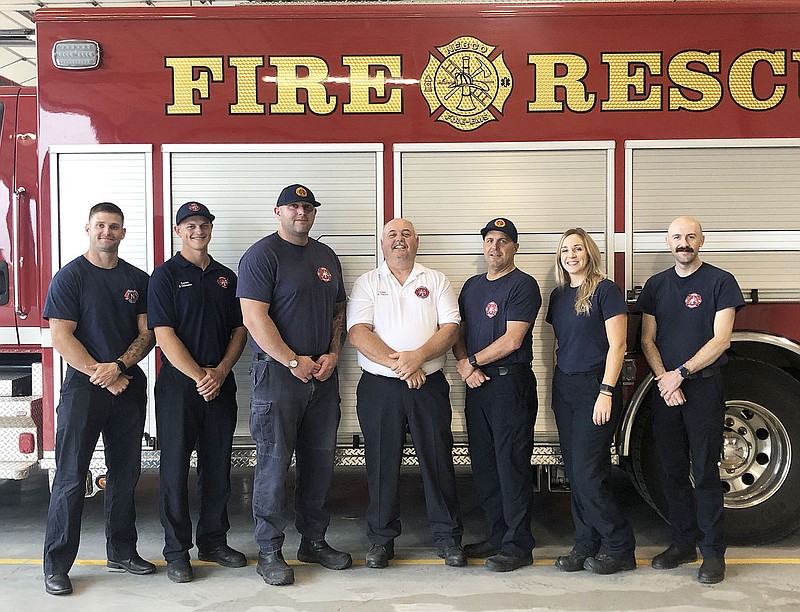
250, 400, 274, 445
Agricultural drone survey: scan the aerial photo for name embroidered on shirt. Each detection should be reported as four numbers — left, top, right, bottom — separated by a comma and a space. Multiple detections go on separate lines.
178, 281, 193, 288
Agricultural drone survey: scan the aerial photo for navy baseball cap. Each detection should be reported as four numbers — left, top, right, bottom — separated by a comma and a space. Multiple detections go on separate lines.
176, 201, 215, 225
481, 217, 518, 243
276, 184, 321, 207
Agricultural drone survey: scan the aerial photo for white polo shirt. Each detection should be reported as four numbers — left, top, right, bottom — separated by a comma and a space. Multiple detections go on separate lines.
347, 261, 460, 377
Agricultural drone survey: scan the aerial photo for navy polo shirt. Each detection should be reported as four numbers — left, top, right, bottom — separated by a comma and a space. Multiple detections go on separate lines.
458, 267, 541, 366
635, 262, 744, 370
237, 232, 345, 356
43, 255, 149, 364
148, 253, 243, 366
546, 279, 627, 374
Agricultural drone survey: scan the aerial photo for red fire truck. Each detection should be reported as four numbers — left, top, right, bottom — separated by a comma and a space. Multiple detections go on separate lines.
0, 1, 799, 546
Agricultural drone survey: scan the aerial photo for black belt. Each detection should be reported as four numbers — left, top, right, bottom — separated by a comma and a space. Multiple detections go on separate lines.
255, 353, 322, 362
686, 366, 721, 379
481, 363, 530, 377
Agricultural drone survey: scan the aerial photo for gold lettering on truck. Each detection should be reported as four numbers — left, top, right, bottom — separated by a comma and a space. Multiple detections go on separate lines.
269, 56, 337, 115
527, 53, 596, 112
342, 56, 403, 113
729, 50, 786, 110
602, 52, 662, 111
165, 57, 224, 115
668, 51, 722, 111
229, 56, 266, 114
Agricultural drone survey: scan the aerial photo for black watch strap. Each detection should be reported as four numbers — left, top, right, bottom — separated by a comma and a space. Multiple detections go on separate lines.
599, 383, 615, 394
114, 359, 127, 374
468, 354, 478, 368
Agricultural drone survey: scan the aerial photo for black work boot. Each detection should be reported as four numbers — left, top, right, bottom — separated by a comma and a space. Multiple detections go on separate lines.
257, 550, 294, 586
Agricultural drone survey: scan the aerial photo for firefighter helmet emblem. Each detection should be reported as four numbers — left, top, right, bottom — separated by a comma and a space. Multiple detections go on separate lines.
421, 36, 513, 132
124, 289, 139, 304
317, 267, 332, 282
296, 186, 308, 198
217, 276, 229, 289
485, 301, 499, 318
415, 286, 430, 299
494, 219, 506, 228
685, 292, 702, 308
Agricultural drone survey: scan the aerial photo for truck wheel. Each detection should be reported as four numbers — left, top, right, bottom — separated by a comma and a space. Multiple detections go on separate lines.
628, 357, 800, 545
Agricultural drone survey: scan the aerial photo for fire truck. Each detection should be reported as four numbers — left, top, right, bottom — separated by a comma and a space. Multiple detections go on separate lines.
0, 1, 799, 546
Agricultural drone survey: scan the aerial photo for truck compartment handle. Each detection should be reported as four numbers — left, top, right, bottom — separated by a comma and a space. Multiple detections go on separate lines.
13, 186, 28, 319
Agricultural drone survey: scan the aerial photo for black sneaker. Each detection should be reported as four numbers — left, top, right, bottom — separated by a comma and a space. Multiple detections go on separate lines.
555, 550, 588, 572
583, 553, 637, 575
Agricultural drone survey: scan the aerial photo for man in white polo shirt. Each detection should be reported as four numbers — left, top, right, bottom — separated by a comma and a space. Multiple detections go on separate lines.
347, 218, 465, 569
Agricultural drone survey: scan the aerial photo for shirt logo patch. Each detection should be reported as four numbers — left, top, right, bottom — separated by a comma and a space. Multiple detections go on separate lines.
317, 267, 332, 282
415, 286, 430, 299
485, 301, 499, 318
217, 276, 229, 289
124, 289, 139, 304
188, 202, 200, 212
685, 292, 702, 309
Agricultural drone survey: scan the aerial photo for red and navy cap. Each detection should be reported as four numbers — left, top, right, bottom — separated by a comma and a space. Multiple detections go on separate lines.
276, 184, 322, 207
176, 201, 215, 225
481, 217, 518, 243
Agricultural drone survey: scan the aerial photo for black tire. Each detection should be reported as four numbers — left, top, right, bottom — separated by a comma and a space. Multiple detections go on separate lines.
628, 357, 800, 545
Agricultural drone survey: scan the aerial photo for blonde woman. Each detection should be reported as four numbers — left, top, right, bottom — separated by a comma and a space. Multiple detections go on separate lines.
545, 228, 635, 575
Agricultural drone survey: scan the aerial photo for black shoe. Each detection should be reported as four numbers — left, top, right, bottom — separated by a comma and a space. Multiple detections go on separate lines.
555, 550, 588, 572
485, 553, 533, 572
463, 541, 500, 559
583, 553, 637, 574
437, 545, 467, 567
198, 544, 247, 568
651, 544, 698, 570
107, 552, 157, 575
44, 573, 72, 596
166, 560, 193, 583
365, 544, 394, 569
297, 539, 352, 570
256, 550, 294, 586
698, 557, 726, 584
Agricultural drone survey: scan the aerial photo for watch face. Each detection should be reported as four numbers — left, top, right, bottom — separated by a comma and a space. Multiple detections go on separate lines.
289, 359, 299, 369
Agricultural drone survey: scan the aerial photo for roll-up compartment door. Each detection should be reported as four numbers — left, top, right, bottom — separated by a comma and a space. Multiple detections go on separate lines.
50, 147, 155, 448
398, 144, 614, 443
629, 143, 800, 301
166, 148, 380, 445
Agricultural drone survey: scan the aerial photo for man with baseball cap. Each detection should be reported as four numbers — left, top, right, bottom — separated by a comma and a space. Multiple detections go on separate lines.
148, 201, 248, 583
237, 184, 351, 586
453, 217, 542, 572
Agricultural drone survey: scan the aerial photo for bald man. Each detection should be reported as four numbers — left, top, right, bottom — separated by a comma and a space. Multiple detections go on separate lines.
635, 216, 744, 584
347, 218, 465, 569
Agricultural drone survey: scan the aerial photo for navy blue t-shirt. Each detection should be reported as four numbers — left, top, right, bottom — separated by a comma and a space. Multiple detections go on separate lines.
148, 253, 243, 367
546, 278, 627, 375
458, 268, 541, 366
237, 232, 345, 356
635, 262, 744, 370
43, 255, 149, 364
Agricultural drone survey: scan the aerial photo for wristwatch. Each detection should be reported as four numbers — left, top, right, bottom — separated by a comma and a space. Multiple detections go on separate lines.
468, 354, 478, 368
678, 364, 691, 379
114, 359, 127, 375
288, 356, 299, 369
599, 383, 615, 394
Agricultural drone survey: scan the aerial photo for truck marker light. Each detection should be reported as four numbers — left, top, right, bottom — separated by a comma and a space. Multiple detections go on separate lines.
18, 433, 34, 454
52, 40, 100, 70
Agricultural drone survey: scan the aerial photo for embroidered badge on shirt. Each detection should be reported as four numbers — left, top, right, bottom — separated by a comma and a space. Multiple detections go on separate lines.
485, 301, 499, 318
124, 289, 139, 304
685, 293, 702, 308
217, 276, 229, 289
178, 281, 192, 288
415, 286, 430, 299
317, 267, 332, 282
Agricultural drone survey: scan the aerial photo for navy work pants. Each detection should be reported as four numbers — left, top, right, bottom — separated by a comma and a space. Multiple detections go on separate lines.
552, 368, 635, 558
356, 370, 463, 548
43, 366, 147, 575
155, 363, 238, 562
249, 357, 340, 553
650, 374, 725, 557
465, 368, 537, 557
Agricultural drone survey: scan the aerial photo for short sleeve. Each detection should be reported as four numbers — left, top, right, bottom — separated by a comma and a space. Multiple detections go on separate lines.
346, 273, 375, 330
597, 280, 627, 321
634, 277, 656, 315
507, 274, 541, 324
716, 272, 745, 312
147, 266, 176, 329
42, 269, 80, 322
436, 275, 461, 326
236, 246, 275, 304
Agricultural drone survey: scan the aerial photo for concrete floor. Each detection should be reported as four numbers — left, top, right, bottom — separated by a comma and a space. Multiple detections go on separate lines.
1, 466, 799, 611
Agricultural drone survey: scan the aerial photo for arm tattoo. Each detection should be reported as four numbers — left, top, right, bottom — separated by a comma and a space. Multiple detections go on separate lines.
328, 302, 346, 355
